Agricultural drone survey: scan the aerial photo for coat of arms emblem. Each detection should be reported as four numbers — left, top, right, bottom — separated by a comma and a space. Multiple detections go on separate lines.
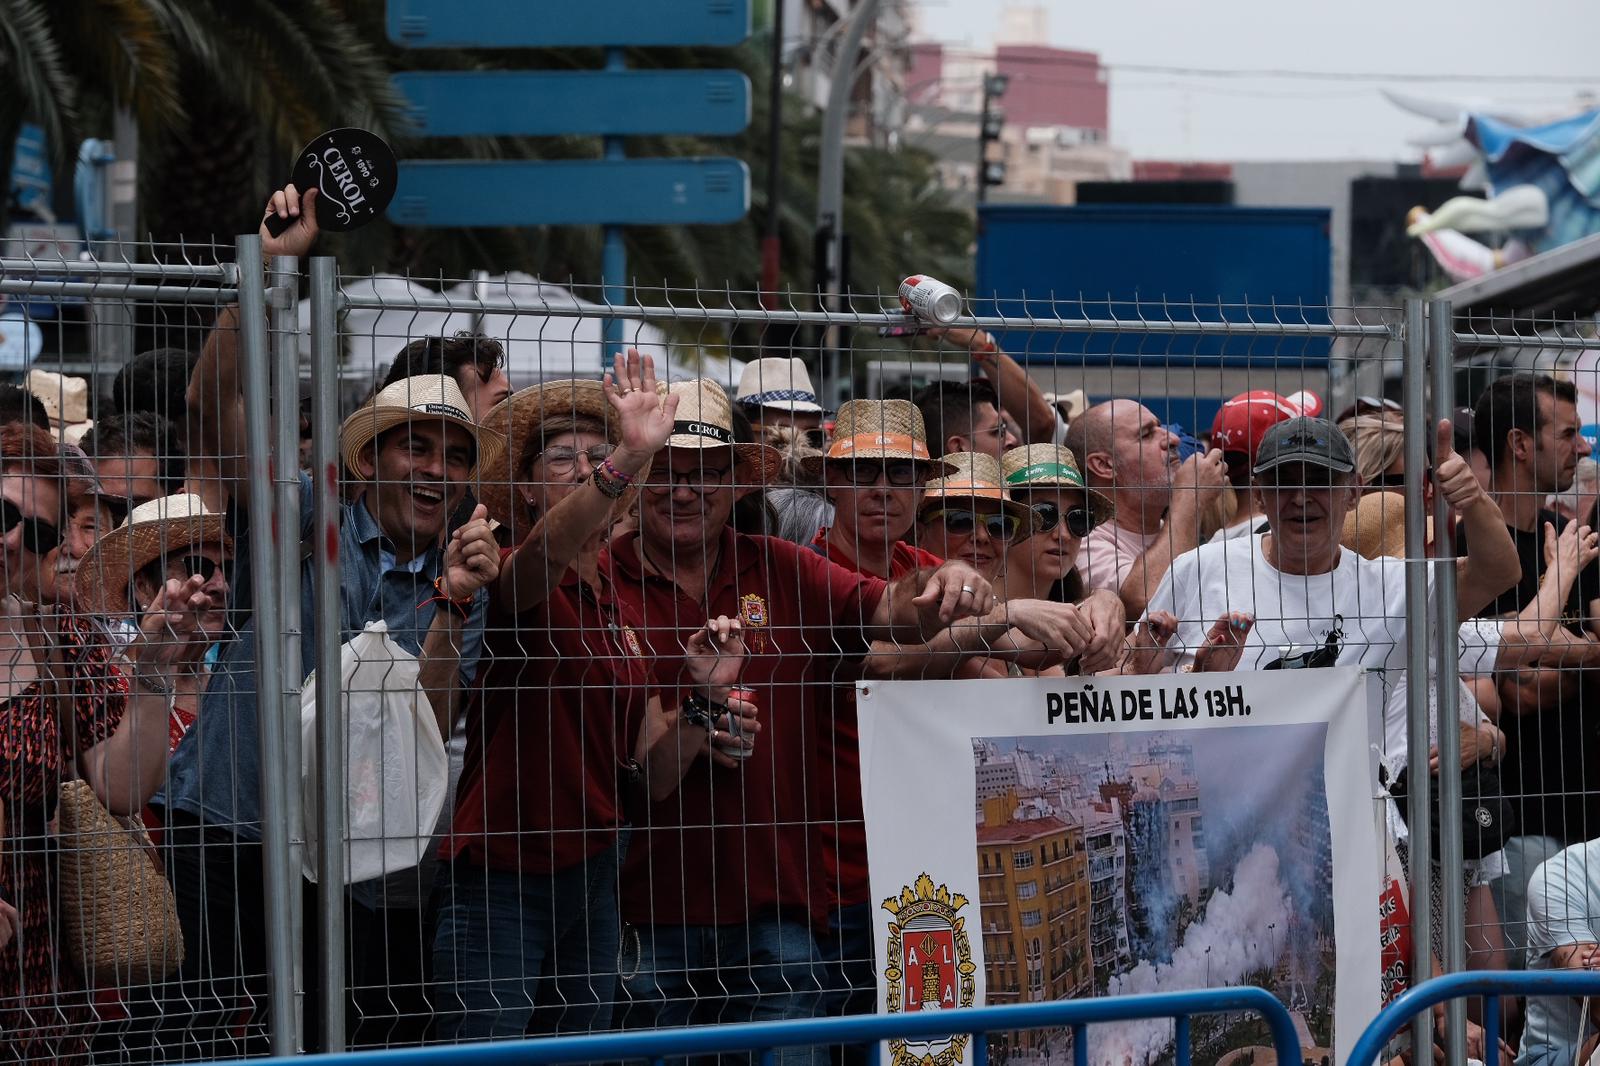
881, 874, 976, 1066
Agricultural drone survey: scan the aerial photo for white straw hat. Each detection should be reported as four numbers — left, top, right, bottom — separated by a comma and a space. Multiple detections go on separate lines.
75, 493, 231, 614
661, 378, 783, 485
340, 374, 504, 482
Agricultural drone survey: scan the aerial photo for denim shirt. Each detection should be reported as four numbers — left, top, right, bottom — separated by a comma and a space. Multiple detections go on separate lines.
161, 474, 487, 841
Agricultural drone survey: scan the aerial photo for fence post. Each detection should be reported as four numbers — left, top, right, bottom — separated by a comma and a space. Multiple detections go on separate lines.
236, 233, 299, 1055
1428, 297, 1467, 1064
309, 255, 347, 1049
268, 252, 306, 1037
1401, 296, 1434, 1066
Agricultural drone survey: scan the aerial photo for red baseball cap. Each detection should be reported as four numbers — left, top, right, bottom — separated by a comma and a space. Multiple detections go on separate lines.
1211, 391, 1318, 460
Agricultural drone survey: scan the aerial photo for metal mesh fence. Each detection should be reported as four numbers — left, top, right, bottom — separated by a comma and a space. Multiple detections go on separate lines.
0, 235, 1597, 1065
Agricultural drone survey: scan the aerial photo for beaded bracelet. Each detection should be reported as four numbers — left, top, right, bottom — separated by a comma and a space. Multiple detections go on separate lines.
601, 457, 634, 485
591, 466, 628, 500
681, 692, 728, 730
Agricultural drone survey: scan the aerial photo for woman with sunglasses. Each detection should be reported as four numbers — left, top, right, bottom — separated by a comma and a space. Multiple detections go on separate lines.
999, 445, 1115, 605
0, 425, 211, 1063
75, 494, 233, 758
915, 452, 1034, 585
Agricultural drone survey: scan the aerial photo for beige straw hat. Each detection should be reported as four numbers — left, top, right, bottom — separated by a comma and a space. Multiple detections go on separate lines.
1001, 444, 1115, 528
659, 378, 782, 485
75, 493, 230, 614
798, 399, 957, 481
735, 357, 823, 414
476, 380, 617, 529
340, 375, 505, 483
1341, 490, 1430, 560
27, 370, 94, 445
919, 451, 1035, 528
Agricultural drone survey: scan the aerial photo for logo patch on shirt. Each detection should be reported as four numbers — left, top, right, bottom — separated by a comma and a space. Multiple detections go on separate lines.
620, 625, 644, 658
739, 593, 768, 653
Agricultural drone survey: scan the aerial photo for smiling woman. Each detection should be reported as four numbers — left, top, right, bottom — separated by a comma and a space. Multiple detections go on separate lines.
914, 452, 1035, 584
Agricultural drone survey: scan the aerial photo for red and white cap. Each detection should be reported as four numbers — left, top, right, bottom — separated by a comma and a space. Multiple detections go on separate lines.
1211, 390, 1321, 460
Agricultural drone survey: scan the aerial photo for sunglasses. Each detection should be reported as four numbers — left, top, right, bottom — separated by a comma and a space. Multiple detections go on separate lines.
1, 499, 61, 555
174, 554, 221, 583
1028, 500, 1096, 539
836, 460, 921, 487
921, 507, 1025, 543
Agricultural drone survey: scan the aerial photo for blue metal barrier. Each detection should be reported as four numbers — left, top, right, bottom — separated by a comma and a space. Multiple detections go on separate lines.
1348, 970, 1600, 1066
244, 987, 1301, 1066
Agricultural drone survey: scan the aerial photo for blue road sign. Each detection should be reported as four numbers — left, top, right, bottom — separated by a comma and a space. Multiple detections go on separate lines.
388, 0, 751, 48
390, 158, 751, 227
394, 70, 751, 137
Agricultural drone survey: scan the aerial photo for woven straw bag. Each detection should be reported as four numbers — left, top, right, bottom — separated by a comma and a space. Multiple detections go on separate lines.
55, 778, 185, 984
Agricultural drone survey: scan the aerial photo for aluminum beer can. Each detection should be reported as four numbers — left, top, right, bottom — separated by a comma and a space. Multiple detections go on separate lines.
717, 687, 757, 760
898, 275, 963, 325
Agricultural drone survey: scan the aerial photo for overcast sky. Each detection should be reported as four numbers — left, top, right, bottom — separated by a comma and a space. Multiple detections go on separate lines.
911, 0, 1600, 162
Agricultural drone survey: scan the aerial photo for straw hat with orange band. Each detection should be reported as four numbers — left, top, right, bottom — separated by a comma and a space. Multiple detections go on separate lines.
918, 451, 1037, 532
799, 399, 957, 481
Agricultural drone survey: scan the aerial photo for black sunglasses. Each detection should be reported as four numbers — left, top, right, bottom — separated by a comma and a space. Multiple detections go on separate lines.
921, 507, 1025, 542
1, 499, 61, 555
174, 554, 221, 583
1029, 500, 1096, 539
837, 460, 921, 487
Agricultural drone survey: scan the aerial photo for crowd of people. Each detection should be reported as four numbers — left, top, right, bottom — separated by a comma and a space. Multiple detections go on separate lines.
0, 184, 1598, 1066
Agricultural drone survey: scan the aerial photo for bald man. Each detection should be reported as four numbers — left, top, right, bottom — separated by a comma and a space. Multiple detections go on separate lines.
1065, 399, 1226, 617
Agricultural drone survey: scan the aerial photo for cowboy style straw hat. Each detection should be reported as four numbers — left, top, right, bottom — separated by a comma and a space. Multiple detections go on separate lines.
735, 357, 824, 414
75, 493, 231, 614
658, 378, 783, 485
798, 398, 957, 481
476, 379, 617, 530
1001, 444, 1115, 529
340, 375, 505, 483
919, 451, 1035, 530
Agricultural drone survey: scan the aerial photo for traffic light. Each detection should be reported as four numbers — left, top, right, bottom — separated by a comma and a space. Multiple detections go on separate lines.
977, 73, 1009, 202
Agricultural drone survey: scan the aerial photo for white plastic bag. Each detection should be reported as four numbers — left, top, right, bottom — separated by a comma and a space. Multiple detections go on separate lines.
300, 621, 448, 885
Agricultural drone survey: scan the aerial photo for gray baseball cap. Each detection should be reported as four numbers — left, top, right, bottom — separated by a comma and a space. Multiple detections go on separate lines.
1252, 416, 1357, 476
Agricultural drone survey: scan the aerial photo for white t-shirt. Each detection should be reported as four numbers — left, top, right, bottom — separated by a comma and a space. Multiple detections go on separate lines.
1521, 840, 1600, 1066
1076, 522, 1160, 595
1144, 534, 1499, 677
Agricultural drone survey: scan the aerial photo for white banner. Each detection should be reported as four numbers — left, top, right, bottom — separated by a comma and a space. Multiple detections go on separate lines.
858, 668, 1378, 1066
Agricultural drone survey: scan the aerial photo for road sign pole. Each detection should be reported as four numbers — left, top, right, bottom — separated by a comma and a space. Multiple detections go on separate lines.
603, 46, 626, 357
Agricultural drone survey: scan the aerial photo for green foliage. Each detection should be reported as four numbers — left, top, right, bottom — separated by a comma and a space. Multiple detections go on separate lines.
0, 1, 974, 295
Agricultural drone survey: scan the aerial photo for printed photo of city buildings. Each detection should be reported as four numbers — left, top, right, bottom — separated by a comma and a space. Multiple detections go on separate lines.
973, 725, 1335, 1066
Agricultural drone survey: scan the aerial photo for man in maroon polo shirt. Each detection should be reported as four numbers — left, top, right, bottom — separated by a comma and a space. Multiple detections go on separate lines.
604, 381, 995, 1058
435, 353, 750, 1042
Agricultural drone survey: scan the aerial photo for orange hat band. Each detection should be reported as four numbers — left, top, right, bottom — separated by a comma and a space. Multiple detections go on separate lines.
826, 432, 931, 460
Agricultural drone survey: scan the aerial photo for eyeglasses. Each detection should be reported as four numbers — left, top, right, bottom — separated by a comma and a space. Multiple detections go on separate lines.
920, 507, 1025, 542
973, 421, 1009, 440
0, 499, 61, 555
174, 554, 221, 584
643, 465, 734, 494
1029, 500, 1096, 538
1264, 616, 1343, 670
836, 460, 921, 487
539, 444, 615, 475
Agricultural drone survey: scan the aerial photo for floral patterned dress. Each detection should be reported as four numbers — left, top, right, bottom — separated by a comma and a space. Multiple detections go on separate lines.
0, 621, 127, 1063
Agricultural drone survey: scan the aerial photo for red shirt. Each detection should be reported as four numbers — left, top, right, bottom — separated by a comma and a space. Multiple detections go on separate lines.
601, 527, 889, 927
445, 554, 650, 874
811, 530, 943, 911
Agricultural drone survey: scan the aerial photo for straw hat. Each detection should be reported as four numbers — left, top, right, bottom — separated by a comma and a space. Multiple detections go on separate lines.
735, 357, 823, 414
339, 375, 505, 483
1001, 444, 1115, 528
659, 379, 782, 485
1341, 490, 1430, 561
798, 399, 958, 481
75, 493, 230, 614
475, 380, 617, 529
27, 370, 94, 444
919, 451, 1035, 528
